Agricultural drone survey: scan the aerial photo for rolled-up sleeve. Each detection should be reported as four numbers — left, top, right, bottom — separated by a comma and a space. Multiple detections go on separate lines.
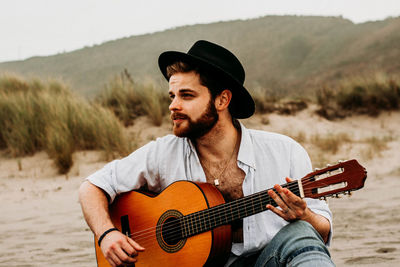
87, 140, 161, 203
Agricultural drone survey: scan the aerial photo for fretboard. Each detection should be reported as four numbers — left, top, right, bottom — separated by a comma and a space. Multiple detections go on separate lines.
180, 181, 300, 238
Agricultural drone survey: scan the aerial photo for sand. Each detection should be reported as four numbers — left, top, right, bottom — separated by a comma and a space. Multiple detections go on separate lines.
0, 109, 399, 266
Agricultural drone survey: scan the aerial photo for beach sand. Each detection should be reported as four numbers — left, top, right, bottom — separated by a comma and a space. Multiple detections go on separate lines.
1, 109, 399, 266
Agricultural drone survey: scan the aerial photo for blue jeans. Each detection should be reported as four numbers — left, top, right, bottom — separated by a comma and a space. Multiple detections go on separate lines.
229, 220, 334, 267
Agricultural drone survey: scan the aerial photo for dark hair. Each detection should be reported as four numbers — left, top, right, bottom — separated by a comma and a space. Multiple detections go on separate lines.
166, 61, 225, 100
166, 61, 240, 126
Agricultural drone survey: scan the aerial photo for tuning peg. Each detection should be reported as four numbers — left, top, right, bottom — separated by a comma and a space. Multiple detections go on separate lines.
338, 159, 345, 163
347, 191, 352, 197
314, 167, 321, 171
320, 196, 327, 201
326, 163, 332, 167
335, 194, 341, 198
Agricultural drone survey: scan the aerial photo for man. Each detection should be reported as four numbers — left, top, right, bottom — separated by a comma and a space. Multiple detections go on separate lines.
79, 40, 333, 266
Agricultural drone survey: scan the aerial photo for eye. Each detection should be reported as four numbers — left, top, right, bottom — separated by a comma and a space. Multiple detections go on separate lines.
182, 93, 194, 99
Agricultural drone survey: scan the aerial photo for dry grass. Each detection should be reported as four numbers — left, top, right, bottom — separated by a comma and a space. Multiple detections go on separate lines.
0, 74, 131, 174
316, 73, 400, 120
97, 70, 169, 127
310, 132, 352, 154
360, 135, 394, 161
252, 87, 308, 115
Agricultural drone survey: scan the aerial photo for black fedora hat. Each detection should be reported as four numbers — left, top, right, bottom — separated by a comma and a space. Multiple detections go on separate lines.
158, 40, 255, 119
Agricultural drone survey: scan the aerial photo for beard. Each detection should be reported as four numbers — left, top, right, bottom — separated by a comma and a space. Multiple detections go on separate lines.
171, 99, 219, 140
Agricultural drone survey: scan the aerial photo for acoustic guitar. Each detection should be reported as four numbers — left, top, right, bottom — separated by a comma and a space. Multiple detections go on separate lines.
95, 159, 367, 267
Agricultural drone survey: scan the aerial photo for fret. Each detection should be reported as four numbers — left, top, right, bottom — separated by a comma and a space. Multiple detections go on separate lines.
229, 204, 234, 222
262, 191, 270, 208
180, 181, 305, 239
224, 204, 229, 225
211, 208, 216, 229
199, 211, 204, 232
251, 196, 255, 214
236, 200, 240, 220
182, 182, 304, 237
204, 211, 209, 230
193, 213, 198, 234
258, 192, 263, 212
202, 210, 210, 230
189, 214, 193, 236
243, 197, 248, 217
181, 216, 186, 238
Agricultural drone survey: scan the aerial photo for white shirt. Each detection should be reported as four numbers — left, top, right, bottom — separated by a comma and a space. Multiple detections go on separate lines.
87, 123, 332, 256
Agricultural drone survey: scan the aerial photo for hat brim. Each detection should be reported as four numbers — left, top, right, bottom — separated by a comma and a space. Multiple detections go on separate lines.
158, 51, 255, 119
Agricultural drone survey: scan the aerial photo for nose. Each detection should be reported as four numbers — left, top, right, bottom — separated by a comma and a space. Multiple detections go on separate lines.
169, 96, 181, 112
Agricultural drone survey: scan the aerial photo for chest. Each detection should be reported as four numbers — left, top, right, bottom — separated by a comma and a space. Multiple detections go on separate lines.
202, 160, 245, 202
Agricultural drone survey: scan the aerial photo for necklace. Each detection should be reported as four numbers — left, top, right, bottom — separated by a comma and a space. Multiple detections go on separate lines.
200, 136, 238, 186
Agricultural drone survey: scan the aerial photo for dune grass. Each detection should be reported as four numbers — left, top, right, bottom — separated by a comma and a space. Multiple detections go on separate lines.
96, 70, 169, 127
316, 73, 400, 119
0, 74, 131, 174
310, 132, 352, 154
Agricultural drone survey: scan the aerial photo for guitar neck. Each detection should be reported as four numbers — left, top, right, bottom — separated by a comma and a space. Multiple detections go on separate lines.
181, 181, 300, 238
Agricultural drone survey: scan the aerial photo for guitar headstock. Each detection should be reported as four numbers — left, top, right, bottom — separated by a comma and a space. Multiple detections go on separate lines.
301, 159, 367, 200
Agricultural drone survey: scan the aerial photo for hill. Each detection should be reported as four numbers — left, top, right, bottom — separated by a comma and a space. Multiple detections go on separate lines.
1, 15, 400, 97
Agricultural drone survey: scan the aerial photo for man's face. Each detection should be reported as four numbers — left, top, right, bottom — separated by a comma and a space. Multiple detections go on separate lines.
168, 71, 218, 139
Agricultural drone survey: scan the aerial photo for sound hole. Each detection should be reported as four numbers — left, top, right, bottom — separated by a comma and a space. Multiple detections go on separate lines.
156, 209, 186, 253
162, 217, 182, 245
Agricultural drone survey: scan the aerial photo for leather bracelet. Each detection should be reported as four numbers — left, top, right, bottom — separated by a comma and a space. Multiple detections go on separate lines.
98, 227, 119, 247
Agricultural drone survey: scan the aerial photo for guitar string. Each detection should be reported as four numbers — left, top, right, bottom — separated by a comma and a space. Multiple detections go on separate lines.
123, 177, 332, 244
123, 175, 328, 241
128, 177, 324, 240
127, 186, 328, 247
128, 180, 332, 245
126, 177, 330, 243
127, 186, 322, 248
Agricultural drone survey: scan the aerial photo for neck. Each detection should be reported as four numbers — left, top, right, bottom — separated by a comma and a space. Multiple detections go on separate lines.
194, 118, 240, 162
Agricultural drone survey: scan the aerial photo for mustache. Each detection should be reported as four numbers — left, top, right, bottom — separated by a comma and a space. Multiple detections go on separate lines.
171, 113, 189, 120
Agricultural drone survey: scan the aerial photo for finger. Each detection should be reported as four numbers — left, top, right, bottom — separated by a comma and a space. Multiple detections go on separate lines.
266, 204, 287, 218
275, 184, 303, 210
274, 184, 290, 203
127, 237, 145, 252
285, 177, 294, 183
121, 241, 136, 257
279, 187, 308, 219
115, 246, 136, 265
283, 187, 304, 206
273, 184, 292, 209
107, 251, 121, 267
268, 188, 289, 212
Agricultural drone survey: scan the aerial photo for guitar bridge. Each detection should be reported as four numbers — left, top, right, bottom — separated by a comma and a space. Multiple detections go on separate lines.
121, 215, 131, 237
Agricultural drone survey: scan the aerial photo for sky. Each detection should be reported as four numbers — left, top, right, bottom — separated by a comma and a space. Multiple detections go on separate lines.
1, 0, 400, 63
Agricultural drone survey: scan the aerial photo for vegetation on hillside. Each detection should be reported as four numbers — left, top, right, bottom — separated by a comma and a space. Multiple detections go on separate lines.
316, 73, 400, 120
0, 74, 131, 174
96, 69, 169, 126
1, 16, 399, 98
1, 69, 399, 174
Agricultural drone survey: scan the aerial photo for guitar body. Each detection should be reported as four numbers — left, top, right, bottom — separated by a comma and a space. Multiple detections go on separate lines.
94, 159, 367, 267
95, 181, 232, 267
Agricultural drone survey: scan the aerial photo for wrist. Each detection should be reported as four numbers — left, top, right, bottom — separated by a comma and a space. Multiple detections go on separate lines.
299, 207, 313, 222
97, 227, 119, 247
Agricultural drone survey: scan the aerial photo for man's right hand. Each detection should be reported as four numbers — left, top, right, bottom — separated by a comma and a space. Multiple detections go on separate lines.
100, 231, 145, 267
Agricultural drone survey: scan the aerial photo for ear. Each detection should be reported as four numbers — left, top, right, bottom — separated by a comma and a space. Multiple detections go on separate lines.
215, 89, 232, 111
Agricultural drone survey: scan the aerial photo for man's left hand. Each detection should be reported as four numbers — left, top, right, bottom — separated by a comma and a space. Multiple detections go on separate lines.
266, 177, 311, 222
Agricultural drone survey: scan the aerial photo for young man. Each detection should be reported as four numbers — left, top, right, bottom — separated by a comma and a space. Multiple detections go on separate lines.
79, 40, 334, 266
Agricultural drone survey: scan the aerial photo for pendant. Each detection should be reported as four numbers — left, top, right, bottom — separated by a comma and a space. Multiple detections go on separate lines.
214, 179, 220, 186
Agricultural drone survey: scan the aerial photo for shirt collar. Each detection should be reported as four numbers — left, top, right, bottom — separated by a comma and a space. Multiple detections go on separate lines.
238, 122, 256, 169
184, 122, 257, 169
